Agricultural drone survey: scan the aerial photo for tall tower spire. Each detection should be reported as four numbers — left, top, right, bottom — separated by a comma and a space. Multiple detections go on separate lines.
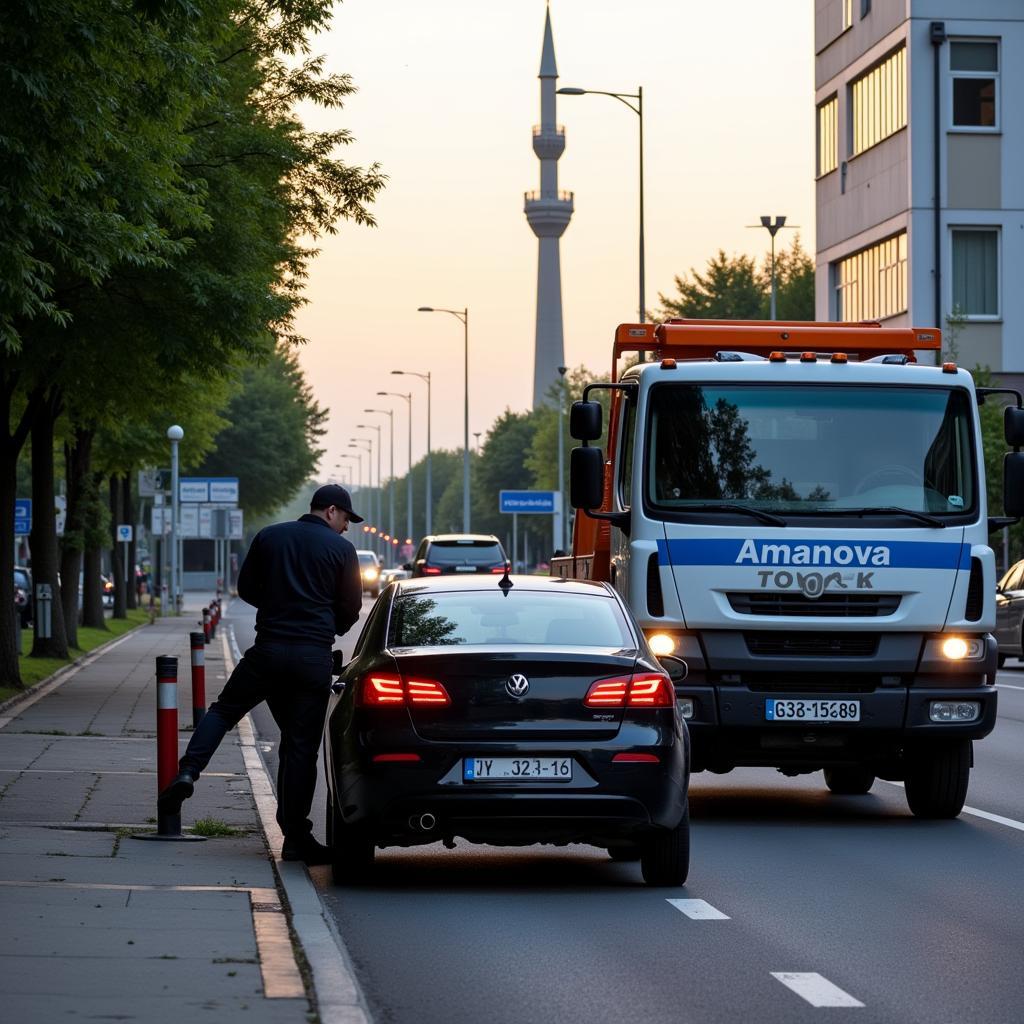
524, 5, 573, 408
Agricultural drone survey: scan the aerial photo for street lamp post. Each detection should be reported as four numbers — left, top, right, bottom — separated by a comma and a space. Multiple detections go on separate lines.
558, 85, 644, 325
365, 408, 395, 562
349, 440, 374, 551
166, 425, 184, 616
747, 215, 797, 320
556, 365, 568, 553
378, 390, 413, 551
392, 369, 432, 536
356, 425, 382, 558
418, 306, 470, 531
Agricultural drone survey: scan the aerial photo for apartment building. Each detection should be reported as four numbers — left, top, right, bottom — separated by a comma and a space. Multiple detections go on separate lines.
814, 0, 1023, 381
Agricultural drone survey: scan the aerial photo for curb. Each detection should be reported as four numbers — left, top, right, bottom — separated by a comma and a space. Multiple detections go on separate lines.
0, 621, 148, 728
225, 622, 372, 1024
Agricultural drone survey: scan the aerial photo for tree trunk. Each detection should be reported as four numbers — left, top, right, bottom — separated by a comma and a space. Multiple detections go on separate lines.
0, 371, 34, 688
123, 473, 137, 610
109, 475, 127, 618
82, 537, 106, 629
29, 386, 69, 658
60, 428, 93, 649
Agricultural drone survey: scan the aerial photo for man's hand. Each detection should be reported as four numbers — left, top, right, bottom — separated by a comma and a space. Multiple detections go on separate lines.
331, 649, 346, 676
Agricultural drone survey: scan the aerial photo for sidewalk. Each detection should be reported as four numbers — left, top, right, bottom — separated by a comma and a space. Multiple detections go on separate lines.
0, 599, 317, 1023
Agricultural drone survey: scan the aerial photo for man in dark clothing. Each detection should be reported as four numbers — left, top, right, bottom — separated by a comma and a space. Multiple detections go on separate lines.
158, 484, 364, 865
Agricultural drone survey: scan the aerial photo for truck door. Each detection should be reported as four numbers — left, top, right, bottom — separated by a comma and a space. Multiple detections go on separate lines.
610, 392, 637, 599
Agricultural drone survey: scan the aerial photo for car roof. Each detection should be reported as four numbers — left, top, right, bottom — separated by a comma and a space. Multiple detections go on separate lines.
355, 549, 379, 558
424, 533, 501, 543
395, 574, 614, 596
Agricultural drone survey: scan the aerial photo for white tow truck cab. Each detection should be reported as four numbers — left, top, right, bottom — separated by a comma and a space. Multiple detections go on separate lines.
554, 319, 1024, 818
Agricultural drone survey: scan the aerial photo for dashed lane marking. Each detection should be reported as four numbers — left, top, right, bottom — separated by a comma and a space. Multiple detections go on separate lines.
666, 898, 730, 920
877, 780, 1024, 834
771, 972, 864, 1008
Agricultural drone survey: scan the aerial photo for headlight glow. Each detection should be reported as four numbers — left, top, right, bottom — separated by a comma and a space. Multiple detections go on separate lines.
941, 637, 970, 660
362, 568, 379, 581
648, 632, 677, 657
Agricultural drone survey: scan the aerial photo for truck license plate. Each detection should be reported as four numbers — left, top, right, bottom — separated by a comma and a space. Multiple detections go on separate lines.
765, 699, 860, 722
463, 757, 573, 781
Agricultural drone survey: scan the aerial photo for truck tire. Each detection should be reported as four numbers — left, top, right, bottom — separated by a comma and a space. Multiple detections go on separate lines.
824, 767, 875, 795
904, 740, 971, 819
640, 802, 690, 886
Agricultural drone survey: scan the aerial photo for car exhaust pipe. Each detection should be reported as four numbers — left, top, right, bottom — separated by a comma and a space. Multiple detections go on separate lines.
408, 812, 437, 832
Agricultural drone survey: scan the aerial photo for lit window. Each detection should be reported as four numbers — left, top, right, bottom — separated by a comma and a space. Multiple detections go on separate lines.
843, 0, 853, 31
850, 47, 906, 155
834, 233, 907, 322
951, 229, 999, 318
817, 96, 838, 176
950, 41, 998, 129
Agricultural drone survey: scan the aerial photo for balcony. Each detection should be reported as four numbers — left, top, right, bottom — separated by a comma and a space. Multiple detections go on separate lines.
524, 190, 574, 238
532, 124, 566, 160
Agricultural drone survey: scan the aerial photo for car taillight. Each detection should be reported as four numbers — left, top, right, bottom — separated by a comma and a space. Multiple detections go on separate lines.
423, 566, 442, 575
489, 566, 506, 574
584, 672, 673, 708
358, 672, 451, 706
612, 753, 660, 763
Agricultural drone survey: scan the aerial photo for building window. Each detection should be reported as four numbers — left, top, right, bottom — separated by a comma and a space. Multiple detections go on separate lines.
850, 47, 906, 155
834, 233, 907, 322
843, 0, 853, 31
951, 229, 999, 318
861, 0, 871, 17
817, 96, 838, 176
950, 41, 998, 129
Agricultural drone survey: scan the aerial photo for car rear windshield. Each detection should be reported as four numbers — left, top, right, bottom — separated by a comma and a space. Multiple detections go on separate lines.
358, 553, 376, 566
427, 541, 504, 566
389, 591, 634, 648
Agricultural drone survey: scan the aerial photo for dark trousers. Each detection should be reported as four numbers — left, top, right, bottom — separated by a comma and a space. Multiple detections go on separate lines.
179, 641, 332, 843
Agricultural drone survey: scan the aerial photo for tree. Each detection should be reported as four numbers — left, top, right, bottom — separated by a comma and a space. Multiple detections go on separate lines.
199, 345, 326, 517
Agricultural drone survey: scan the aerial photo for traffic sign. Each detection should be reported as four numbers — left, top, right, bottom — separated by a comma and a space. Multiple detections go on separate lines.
14, 499, 31, 535
138, 469, 171, 496
499, 490, 557, 515
116, 524, 133, 543
179, 477, 239, 504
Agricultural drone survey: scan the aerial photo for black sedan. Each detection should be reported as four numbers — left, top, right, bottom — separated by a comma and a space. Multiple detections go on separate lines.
324, 575, 690, 886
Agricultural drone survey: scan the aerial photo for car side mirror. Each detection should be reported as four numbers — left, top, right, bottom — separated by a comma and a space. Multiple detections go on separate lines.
570, 400, 602, 441
1004, 452, 1024, 518
1005, 406, 1024, 447
330, 681, 345, 695
658, 654, 688, 683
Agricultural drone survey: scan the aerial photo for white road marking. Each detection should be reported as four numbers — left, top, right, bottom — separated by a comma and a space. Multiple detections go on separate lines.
771, 972, 864, 1008
996, 682, 1024, 691
666, 898, 730, 920
877, 780, 1024, 834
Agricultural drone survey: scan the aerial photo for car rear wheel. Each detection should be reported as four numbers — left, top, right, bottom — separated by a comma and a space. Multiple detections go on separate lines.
327, 796, 375, 884
607, 845, 641, 862
640, 801, 690, 886
823, 766, 875, 795
904, 740, 971, 819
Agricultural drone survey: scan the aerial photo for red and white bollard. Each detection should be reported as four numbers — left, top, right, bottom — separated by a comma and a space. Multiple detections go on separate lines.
202, 606, 211, 644
189, 632, 206, 728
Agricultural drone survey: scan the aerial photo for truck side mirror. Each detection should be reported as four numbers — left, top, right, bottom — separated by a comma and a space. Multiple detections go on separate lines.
1004, 452, 1024, 518
570, 401, 602, 441
570, 446, 604, 509
1006, 407, 1024, 447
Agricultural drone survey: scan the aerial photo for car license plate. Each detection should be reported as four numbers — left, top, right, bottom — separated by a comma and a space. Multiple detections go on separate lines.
454, 566, 477, 572
765, 699, 860, 722
463, 757, 573, 781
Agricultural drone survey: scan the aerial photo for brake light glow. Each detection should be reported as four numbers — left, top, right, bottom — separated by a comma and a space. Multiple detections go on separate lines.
584, 672, 673, 708
612, 753, 660, 763
358, 672, 451, 706
489, 565, 508, 574
422, 566, 442, 575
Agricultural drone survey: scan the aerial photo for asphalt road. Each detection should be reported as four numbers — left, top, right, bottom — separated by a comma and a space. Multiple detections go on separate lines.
228, 597, 1024, 1024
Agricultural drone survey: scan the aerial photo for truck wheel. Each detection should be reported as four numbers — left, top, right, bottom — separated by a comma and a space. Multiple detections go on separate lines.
824, 767, 875, 795
904, 740, 971, 819
640, 802, 690, 886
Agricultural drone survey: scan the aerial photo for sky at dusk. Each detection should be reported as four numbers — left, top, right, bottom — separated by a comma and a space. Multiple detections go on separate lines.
294, 0, 815, 485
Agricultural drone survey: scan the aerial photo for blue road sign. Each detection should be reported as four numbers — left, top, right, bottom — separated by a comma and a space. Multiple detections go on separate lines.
14, 499, 32, 536
499, 490, 556, 515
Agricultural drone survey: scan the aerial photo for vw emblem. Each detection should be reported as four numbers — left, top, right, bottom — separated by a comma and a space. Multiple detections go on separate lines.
506, 673, 530, 699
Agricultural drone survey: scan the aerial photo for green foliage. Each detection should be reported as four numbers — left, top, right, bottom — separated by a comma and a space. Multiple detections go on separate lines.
199, 345, 326, 516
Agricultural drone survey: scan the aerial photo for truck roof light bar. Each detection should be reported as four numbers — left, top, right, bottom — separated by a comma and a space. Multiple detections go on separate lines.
660, 358, 677, 369
943, 362, 958, 374
769, 351, 787, 362
831, 352, 848, 364
800, 351, 817, 362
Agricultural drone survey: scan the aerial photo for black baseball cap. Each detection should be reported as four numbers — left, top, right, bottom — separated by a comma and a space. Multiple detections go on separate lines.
310, 484, 364, 523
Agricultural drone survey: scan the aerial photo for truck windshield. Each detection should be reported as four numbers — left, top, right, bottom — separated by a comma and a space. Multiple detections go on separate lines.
647, 384, 975, 516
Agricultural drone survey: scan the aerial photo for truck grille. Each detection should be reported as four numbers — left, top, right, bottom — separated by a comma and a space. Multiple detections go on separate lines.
728, 592, 901, 617
744, 632, 879, 657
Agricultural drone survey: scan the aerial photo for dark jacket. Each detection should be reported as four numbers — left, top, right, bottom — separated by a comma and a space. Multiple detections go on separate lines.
237, 514, 363, 646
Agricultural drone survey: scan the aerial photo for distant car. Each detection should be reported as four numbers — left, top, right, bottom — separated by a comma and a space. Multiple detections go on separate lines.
324, 575, 691, 887
14, 567, 32, 627
380, 566, 412, 588
356, 549, 382, 598
408, 534, 509, 577
995, 559, 1024, 666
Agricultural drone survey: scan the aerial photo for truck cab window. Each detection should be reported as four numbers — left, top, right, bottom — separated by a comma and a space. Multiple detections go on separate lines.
618, 396, 637, 508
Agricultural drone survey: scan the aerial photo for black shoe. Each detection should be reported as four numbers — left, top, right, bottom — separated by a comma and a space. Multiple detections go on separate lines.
281, 837, 333, 866
157, 770, 196, 813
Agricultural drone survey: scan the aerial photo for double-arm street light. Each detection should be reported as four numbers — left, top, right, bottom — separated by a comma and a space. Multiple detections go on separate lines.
378, 390, 413, 550
747, 215, 798, 320
558, 85, 645, 325
391, 369, 432, 536
365, 408, 395, 558
417, 306, 470, 531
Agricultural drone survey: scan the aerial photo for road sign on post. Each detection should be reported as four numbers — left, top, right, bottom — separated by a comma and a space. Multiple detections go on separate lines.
499, 490, 556, 515
14, 499, 31, 536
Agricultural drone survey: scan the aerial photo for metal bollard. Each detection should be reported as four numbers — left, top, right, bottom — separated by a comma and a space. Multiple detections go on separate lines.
189, 632, 207, 728
209, 599, 217, 640
132, 656, 203, 842
202, 607, 211, 644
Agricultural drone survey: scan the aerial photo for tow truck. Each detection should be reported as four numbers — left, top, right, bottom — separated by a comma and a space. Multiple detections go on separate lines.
554, 319, 1024, 817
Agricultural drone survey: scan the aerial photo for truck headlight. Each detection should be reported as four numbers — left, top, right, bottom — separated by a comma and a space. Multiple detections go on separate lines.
924, 636, 985, 662
647, 632, 676, 656
929, 701, 980, 723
